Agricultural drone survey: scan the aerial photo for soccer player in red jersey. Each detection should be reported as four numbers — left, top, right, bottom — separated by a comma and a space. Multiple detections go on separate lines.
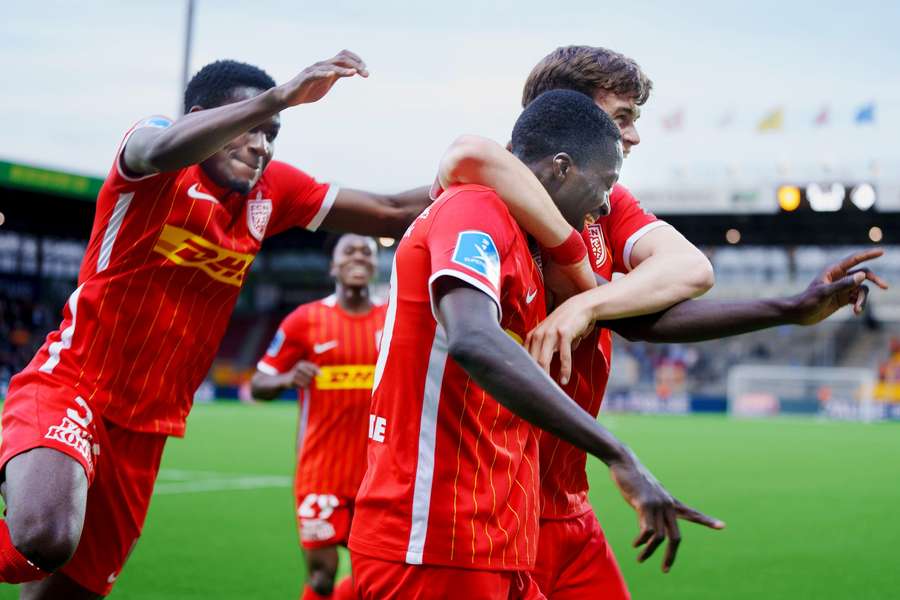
250, 234, 385, 600
0, 51, 590, 599
348, 90, 722, 600
437, 46, 886, 599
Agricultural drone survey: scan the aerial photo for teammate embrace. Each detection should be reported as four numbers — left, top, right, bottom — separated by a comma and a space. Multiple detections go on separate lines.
0, 45, 885, 600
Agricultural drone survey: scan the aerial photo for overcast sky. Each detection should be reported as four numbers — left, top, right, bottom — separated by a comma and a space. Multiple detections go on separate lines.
3, 0, 899, 204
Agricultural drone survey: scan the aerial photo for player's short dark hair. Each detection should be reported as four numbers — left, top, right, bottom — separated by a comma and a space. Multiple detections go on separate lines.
522, 45, 653, 108
183, 60, 276, 113
511, 89, 622, 167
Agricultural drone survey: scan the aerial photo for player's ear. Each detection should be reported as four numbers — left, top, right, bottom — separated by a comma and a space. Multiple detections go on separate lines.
188, 105, 205, 114
552, 153, 573, 182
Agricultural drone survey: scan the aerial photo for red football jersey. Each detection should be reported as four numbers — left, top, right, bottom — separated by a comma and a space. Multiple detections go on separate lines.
349, 185, 546, 571
257, 295, 386, 498
540, 183, 662, 519
11, 118, 339, 436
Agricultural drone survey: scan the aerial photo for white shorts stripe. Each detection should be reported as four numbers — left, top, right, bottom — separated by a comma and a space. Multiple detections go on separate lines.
39, 284, 84, 374
97, 192, 134, 272
405, 324, 449, 564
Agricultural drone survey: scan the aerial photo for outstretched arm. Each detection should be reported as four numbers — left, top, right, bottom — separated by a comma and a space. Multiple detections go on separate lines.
123, 50, 368, 176
434, 277, 724, 572
607, 249, 888, 343
318, 186, 432, 238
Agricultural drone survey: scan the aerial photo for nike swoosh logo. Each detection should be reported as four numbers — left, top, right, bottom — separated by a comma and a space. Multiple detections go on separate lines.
187, 183, 219, 204
313, 340, 339, 354
525, 289, 538, 304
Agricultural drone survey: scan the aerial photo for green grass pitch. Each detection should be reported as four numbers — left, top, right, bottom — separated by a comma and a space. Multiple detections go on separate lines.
2, 403, 898, 599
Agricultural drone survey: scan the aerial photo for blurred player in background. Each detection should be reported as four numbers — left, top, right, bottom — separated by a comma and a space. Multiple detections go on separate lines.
438, 45, 887, 598
349, 90, 724, 600
0, 49, 591, 599
251, 234, 385, 600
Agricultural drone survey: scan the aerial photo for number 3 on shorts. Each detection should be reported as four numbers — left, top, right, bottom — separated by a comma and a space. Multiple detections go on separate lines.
298, 493, 340, 520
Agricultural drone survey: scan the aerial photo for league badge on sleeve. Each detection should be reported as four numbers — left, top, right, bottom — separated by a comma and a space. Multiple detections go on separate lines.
266, 329, 285, 357
451, 231, 501, 289
247, 191, 273, 241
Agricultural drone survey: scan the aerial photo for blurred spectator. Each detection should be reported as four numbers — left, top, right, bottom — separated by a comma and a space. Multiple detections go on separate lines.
0, 291, 53, 390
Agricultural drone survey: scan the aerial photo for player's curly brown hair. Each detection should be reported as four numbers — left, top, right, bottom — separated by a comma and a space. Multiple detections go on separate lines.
521, 45, 653, 108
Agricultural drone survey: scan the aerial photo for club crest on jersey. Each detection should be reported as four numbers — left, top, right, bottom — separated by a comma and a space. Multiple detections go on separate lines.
451, 230, 500, 288
247, 192, 272, 241
586, 224, 608, 270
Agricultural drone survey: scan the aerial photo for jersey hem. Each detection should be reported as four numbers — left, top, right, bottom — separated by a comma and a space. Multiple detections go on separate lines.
348, 538, 535, 572
539, 503, 593, 521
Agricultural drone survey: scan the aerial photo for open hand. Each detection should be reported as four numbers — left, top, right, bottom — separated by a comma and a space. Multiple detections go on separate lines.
609, 457, 725, 573
525, 293, 595, 385
277, 50, 368, 107
791, 248, 888, 325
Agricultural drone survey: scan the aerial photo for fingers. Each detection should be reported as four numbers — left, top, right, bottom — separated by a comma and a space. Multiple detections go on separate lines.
822, 248, 885, 281
558, 334, 573, 386
537, 330, 557, 375
847, 267, 889, 290
330, 49, 369, 77
675, 501, 726, 530
636, 511, 666, 563
662, 511, 682, 573
632, 516, 654, 548
853, 284, 870, 314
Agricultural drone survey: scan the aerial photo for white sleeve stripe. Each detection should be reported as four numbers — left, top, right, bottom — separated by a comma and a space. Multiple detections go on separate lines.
97, 192, 134, 272
622, 221, 670, 271
256, 361, 282, 376
428, 268, 501, 323
305, 184, 340, 232
115, 126, 161, 182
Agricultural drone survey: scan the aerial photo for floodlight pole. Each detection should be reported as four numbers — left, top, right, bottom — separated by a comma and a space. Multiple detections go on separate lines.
180, 0, 196, 114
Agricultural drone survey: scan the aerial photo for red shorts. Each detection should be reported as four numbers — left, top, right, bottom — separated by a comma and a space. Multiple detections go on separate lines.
351, 552, 545, 600
0, 373, 167, 596
532, 511, 629, 600
295, 491, 353, 549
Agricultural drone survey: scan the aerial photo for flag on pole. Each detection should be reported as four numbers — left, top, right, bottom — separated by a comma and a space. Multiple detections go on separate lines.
813, 106, 829, 127
855, 102, 875, 124
757, 107, 783, 132
661, 109, 684, 132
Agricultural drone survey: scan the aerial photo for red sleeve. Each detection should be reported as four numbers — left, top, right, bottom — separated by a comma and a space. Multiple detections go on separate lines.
604, 183, 667, 273
425, 185, 515, 320
256, 306, 310, 375
109, 116, 176, 186
263, 161, 339, 236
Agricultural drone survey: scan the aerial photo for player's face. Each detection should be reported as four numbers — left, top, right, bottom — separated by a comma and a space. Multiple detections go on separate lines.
331, 235, 378, 288
553, 142, 623, 224
199, 87, 280, 194
594, 92, 641, 157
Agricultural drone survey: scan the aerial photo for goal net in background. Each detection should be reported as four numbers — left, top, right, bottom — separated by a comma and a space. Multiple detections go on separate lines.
726, 365, 882, 421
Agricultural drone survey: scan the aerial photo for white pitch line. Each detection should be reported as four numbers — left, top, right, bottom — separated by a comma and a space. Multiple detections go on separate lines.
154, 470, 292, 496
